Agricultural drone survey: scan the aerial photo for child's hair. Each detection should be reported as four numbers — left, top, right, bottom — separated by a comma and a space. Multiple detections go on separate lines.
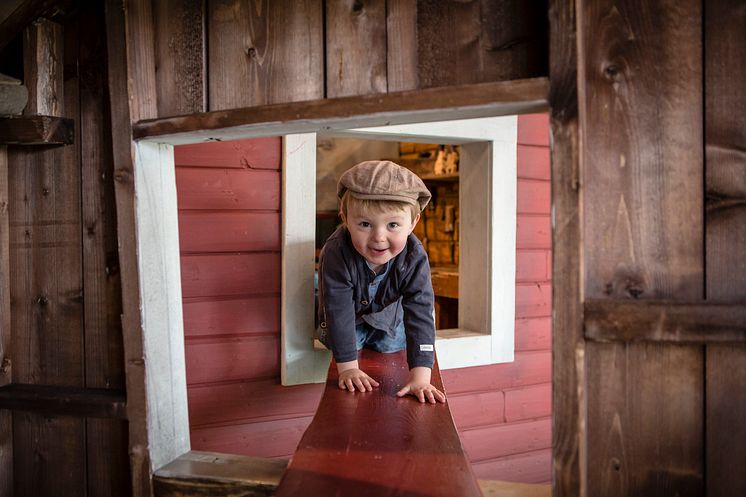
340, 191, 420, 223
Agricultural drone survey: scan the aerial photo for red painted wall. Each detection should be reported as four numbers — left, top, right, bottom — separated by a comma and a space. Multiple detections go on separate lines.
174, 138, 324, 459
442, 114, 552, 484
175, 113, 552, 482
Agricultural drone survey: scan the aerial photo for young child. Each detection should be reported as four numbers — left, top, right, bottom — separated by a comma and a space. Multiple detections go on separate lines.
317, 160, 446, 404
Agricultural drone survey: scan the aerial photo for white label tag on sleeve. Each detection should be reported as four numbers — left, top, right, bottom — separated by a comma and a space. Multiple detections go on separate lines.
420, 344, 434, 352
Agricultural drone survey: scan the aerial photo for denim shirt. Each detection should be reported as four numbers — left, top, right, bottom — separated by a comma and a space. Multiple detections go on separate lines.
317, 226, 435, 369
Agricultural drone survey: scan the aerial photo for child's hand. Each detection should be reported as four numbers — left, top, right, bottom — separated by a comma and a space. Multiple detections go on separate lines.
336, 360, 380, 392
396, 367, 446, 404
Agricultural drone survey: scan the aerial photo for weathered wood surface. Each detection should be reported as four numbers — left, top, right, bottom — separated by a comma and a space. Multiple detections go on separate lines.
386, 0, 417, 91
0, 384, 126, 418
0, 115, 74, 144
416, 0, 547, 88
133, 77, 549, 143
9, 11, 86, 495
548, 0, 582, 495
580, 1, 704, 496
153, 451, 288, 497
326, 0, 387, 97
79, 4, 130, 495
153, 0, 205, 116
705, 0, 746, 495
104, 1, 156, 495
0, 145, 11, 497
584, 300, 746, 343
207, 0, 324, 110
275, 349, 482, 497
22, 18, 62, 116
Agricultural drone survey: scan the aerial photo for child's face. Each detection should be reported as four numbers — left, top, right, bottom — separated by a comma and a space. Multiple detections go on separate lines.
345, 204, 420, 268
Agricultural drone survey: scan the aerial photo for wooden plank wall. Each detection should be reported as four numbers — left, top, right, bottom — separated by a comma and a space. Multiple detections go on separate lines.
4, 3, 130, 497
704, 1, 746, 495
174, 138, 324, 459
148, 0, 547, 116
442, 114, 552, 483
580, 2, 704, 496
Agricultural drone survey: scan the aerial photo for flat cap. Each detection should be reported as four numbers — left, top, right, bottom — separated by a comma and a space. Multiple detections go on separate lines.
337, 160, 431, 211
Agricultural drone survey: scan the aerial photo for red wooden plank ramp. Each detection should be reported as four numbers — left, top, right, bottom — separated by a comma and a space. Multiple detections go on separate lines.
274, 349, 483, 497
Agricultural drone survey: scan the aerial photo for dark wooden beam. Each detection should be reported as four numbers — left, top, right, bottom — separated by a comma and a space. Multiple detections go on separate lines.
133, 77, 549, 144
0, 384, 126, 419
584, 299, 746, 343
0, 115, 73, 144
274, 349, 482, 497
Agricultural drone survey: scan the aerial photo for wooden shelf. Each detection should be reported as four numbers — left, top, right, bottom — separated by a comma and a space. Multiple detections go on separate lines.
133, 77, 549, 144
0, 383, 127, 419
420, 173, 459, 182
0, 115, 74, 145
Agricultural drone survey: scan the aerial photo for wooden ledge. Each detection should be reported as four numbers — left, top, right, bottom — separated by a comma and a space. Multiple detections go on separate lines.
0, 383, 126, 418
133, 77, 549, 144
275, 349, 482, 497
153, 451, 287, 497
0, 115, 74, 145
152, 450, 549, 497
584, 299, 746, 343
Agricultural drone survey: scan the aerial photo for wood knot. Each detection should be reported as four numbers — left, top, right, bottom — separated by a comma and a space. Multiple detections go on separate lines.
602, 62, 622, 82
36, 294, 49, 306
352, 0, 364, 14
611, 457, 621, 471
245, 47, 257, 58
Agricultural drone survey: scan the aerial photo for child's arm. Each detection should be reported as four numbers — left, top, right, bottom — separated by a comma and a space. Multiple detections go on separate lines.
396, 367, 446, 404
337, 359, 380, 392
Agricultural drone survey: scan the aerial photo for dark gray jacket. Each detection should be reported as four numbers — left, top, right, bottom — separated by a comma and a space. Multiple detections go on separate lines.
317, 226, 435, 369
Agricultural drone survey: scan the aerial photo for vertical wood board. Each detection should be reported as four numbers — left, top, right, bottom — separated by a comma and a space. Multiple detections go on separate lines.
79, 4, 130, 494
325, 0, 387, 97
0, 146, 11, 497
208, 0, 324, 109
548, 0, 583, 494
13, 413, 86, 497
704, 0, 746, 495
103, 1, 153, 493
579, 1, 704, 495
386, 0, 417, 91
134, 141, 190, 469
154, 0, 206, 116
281, 133, 330, 385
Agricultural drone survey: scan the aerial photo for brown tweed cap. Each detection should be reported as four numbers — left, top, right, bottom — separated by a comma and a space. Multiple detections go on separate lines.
337, 160, 432, 211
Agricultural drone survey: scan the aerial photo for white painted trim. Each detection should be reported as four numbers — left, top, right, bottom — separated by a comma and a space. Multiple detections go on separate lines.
281, 117, 517, 378
281, 134, 331, 385
133, 142, 190, 469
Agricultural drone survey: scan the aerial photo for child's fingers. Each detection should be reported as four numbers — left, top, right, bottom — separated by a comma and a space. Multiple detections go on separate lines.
353, 377, 367, 392
434, 389, 446, 403
417, 390, 426, 403
426, 390, 436, 404
396, 385, 410, 397
368, 377, 380, 388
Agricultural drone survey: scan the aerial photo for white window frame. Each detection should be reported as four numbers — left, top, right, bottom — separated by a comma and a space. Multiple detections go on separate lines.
281, 116, 517, 384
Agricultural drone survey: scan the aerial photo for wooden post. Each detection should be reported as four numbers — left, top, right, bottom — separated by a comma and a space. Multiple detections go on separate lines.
23, 18, 63, 116
0, 145, 12, 497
